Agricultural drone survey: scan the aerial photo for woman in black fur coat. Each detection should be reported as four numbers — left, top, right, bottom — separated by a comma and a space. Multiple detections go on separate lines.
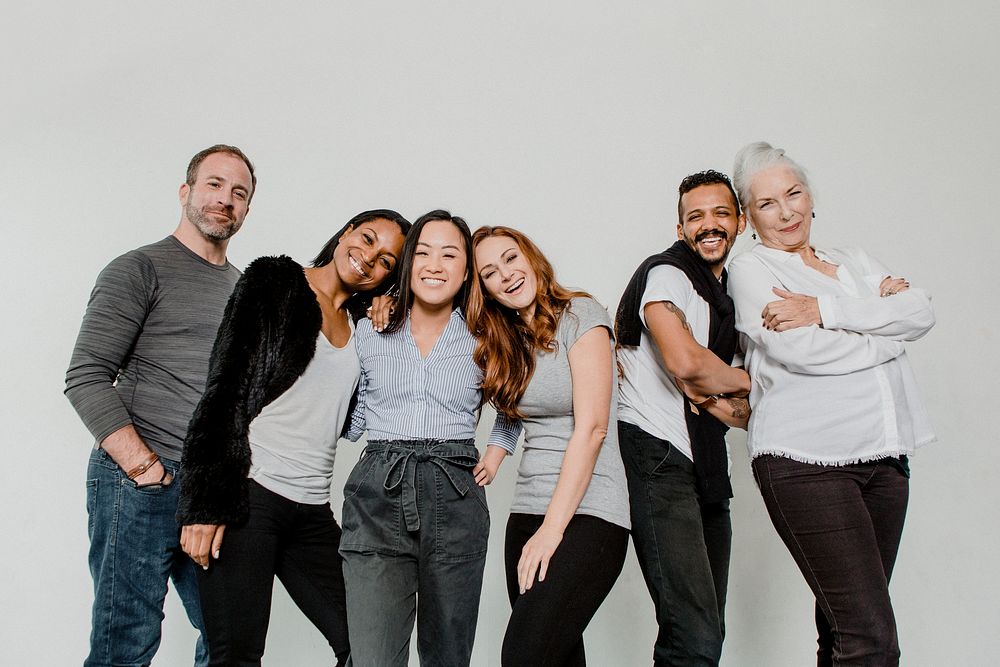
177, 209, 410, 666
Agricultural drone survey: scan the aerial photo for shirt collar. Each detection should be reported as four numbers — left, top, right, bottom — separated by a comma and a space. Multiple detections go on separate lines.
403, 306, 466, 340
750, 243, 830, 264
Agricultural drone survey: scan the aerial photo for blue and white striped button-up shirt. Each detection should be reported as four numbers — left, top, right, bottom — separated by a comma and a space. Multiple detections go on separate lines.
346, 309, 520, 452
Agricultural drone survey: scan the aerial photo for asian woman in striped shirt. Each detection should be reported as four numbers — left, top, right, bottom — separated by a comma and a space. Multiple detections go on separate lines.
339, 211, 519, 667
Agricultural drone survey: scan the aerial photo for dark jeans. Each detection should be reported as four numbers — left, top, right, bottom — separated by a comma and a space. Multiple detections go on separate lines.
617, 421, 731, 667
752, 454, 909, 667
85, 447, 208, 667
196, 480, 350, 666
339, 439, 488, 667
502, 513, 629, 667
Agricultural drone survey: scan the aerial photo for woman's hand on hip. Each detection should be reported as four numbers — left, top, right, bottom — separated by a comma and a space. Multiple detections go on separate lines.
473, 444, 507, 486
517, 524, 564, 594
762, 287, 822, 331
180, 523, 226, 570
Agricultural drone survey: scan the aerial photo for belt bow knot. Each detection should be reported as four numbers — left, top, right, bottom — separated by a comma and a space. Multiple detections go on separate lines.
372, 442, 479, 532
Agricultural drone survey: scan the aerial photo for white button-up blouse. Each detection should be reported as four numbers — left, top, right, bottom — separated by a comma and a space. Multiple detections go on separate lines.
727, 244, 936, 465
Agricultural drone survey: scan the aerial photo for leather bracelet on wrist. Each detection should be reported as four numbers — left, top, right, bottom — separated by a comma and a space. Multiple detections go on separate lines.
127, 454, 160, 480
136, 465, 171, 488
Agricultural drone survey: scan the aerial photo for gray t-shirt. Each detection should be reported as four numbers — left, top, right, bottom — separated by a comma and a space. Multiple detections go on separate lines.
510, 296, 631, 530
249, 329, 361, 504
65, 236, 241, 461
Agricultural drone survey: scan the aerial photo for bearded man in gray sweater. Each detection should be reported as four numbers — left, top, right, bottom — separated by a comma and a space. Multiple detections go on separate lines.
65, 144, 255, 667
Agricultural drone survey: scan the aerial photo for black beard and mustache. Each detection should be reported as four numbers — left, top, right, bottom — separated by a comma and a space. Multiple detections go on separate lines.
685, 229, 732, 266
695, 230, 728, 244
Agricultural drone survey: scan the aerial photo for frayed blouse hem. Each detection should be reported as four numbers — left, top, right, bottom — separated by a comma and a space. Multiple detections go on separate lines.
749, 449, 914, 467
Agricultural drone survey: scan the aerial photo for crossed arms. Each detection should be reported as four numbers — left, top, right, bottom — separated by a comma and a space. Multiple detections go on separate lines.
644, 301, 751, 429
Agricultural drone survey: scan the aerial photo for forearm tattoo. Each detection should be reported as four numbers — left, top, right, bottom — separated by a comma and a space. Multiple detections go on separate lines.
662, 301, 692, 334
724, 397, 749, 419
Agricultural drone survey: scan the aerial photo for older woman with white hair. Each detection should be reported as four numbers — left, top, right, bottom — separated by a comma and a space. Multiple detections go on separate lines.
726, 141, 936, 666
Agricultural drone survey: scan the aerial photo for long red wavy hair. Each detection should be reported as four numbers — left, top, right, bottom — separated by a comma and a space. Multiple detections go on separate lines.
467, 226, 591, 419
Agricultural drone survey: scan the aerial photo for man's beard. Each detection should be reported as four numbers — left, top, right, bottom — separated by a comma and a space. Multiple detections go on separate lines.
684, 229, 732, 267
186, 203, 241, 241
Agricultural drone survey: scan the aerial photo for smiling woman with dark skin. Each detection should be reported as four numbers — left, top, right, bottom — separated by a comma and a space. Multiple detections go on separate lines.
176, 209, 409, 667
727, 142, 936, 667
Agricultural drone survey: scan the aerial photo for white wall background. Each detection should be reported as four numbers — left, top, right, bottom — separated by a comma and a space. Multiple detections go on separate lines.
2, 1, 996, 664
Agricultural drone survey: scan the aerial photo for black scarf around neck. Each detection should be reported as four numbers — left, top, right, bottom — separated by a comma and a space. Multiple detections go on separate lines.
614, 240, 736, 503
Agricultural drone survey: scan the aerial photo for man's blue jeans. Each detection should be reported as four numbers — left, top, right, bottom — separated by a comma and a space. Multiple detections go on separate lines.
618, 421, 731, 667
85, 447, 208, 667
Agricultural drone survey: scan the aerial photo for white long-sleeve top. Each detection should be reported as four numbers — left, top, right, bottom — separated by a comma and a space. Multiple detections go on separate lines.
727, 244, 936, 464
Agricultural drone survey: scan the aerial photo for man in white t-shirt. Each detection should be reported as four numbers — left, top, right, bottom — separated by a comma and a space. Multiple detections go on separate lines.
615, 170, 751, 667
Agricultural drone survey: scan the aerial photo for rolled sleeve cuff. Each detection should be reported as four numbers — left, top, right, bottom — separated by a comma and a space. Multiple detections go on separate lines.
488, 415, 522, 454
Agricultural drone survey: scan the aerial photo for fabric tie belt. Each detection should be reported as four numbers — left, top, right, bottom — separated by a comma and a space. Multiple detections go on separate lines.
366, 439, 479, 532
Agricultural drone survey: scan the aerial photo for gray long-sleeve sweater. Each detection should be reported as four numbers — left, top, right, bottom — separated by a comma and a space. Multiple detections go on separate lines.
65, 236, 240, 461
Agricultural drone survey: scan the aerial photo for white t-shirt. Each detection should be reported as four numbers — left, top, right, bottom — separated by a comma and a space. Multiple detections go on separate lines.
248, 328, 361, 504
618, 265, 713, 462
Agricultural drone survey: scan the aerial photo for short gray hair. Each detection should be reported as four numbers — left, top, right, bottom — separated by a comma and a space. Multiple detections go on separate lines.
732, 141, 811, 210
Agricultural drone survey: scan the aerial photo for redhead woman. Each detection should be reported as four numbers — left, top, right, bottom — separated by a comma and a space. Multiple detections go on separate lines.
468, 226, 631, 667
727, 142, 936, 666
177, 209, 410, 666
339, 211, 518, 667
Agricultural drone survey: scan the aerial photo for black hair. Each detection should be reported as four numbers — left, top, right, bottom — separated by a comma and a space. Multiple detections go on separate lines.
186, 144, 257, 201
383, 210, 474, 335
677, 169, 741, 222
311, 209, 411, 321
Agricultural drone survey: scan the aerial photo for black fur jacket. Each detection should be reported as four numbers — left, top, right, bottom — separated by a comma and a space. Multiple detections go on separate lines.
176, 255, 322, 525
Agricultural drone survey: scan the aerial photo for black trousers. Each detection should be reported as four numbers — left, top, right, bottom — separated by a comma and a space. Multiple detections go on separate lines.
617, 420, 731, 666
197, 480, 350, 666
752, 454, 909, 667
502, 512, 629, 667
